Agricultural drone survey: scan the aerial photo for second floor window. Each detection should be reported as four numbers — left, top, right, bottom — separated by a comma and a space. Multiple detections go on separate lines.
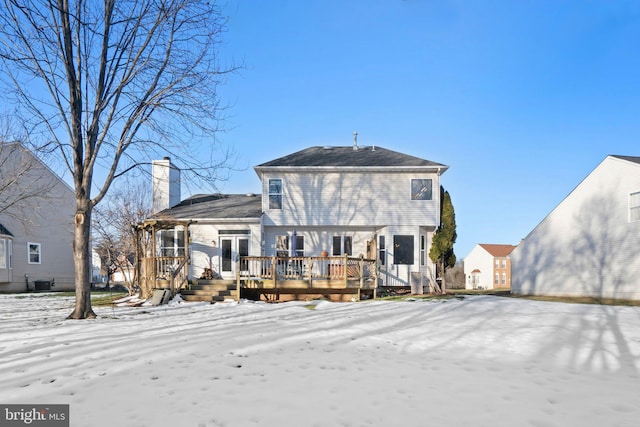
269, 179, 283, 209
411, 179, 432, 200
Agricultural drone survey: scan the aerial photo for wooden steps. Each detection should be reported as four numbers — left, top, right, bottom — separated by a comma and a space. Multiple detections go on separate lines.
180, 280, 238, 303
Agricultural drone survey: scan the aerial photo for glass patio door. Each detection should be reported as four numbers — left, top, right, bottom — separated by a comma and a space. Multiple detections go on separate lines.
219, 236, 249, 278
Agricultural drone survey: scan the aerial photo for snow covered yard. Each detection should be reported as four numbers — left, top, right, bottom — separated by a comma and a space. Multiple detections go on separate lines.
0, 294, 639, 427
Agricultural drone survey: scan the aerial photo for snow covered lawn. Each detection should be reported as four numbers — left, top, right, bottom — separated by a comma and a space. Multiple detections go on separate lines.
1, 294, 639, 427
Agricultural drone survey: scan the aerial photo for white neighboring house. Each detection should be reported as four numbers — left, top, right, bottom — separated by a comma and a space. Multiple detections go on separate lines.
464, 244, 516, 290
147, 144, 448, 291
511, 155, 640, 300
0, 143, 75, 292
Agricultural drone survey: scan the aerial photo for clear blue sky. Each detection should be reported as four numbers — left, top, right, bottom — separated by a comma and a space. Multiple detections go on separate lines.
211, 0, 640, 259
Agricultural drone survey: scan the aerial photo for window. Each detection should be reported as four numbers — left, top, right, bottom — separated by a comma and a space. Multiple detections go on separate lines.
269, 179, 283, 209
159, 229, 185, 257
393, 235, 414, 265
630, 192, 640, 221
344, 236, 352, 256
332, 236, 353, 256
411, 179, 433, 200
378, 235, 386, 266
0, 239, 5, 269
501, 259, 506, 268
276, 235, 289, 257
239, 238, 249, 271
495, 259, 499, 268
502, 273, 506, 285
420, 235, 426, 266
294, 235, 304, 257
495, 273, 499, 285
28, 242, 41, 264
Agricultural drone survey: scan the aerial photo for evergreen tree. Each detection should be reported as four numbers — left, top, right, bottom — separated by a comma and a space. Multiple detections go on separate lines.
429, 186, 457, 293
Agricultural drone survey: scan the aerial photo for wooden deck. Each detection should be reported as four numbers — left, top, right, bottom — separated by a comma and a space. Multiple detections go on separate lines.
138, 254, 378, 303
237, 255, 378, 302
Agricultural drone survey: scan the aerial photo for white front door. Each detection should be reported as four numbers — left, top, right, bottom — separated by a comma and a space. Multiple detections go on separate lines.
219, 236, 249, 279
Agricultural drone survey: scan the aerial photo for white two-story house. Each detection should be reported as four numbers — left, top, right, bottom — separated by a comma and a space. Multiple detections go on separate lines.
140, 143, 448, 300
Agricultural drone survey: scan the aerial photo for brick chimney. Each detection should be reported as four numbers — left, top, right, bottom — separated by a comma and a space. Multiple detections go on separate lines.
151, 157, 181, 214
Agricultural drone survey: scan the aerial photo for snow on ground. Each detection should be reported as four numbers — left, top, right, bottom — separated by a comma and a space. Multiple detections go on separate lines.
1, 294, 639, 427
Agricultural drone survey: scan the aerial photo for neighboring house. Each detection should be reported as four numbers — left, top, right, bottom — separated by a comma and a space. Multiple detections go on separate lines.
0, 143, 75, 292
139, 144, 448, 296
464, 244, 516, 290
91, 248, 107, 285
511, 155, 640, 300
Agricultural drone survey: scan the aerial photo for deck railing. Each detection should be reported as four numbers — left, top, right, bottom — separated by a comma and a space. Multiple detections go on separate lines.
238, 255, 377, 288
139, 256, 189, 295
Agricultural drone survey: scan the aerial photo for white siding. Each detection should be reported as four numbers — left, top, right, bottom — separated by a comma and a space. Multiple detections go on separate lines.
262, 226, 374, 258
511, 156, 640, 300
0, 147, 75, 292
261, 171, 440, 227
463, 245, 494, 290
188, 222, 262, 279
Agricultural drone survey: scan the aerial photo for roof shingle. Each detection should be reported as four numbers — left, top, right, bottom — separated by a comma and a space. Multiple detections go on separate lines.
255, 145, 447, 168
153, 193, 262, 220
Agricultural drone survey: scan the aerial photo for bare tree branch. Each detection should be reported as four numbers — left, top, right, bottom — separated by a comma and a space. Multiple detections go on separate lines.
0, 0, 238, 318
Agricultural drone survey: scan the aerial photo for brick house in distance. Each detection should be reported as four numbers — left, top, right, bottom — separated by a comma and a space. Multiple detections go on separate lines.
464, 244, 517, 290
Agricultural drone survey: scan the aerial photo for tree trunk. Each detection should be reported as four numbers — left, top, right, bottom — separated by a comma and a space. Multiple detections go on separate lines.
67, 203, 96, 319
440, 259, 447, 294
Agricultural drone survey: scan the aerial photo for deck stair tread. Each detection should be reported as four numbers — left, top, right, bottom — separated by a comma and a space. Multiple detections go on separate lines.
179, 279, 239, 303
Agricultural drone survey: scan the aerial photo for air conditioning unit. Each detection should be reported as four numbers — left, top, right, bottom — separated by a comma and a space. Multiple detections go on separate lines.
34, 280, 51, 291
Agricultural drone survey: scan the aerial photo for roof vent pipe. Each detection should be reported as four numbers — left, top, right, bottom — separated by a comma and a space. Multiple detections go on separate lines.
353, 131, 358, 150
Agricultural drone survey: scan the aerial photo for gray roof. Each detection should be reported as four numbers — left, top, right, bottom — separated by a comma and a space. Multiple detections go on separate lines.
0, 223, 13, 236
153, 193, 262, 220
611, 155, 640, 165
255, 145, 447, 168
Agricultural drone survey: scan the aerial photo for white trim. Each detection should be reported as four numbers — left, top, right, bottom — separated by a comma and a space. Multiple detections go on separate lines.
27, 242, 41, 264
0, 239, 6, 269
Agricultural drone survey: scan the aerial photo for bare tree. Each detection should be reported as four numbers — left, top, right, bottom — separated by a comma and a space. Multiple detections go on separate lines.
94, 182, 151, 295
0, 1, 236, 318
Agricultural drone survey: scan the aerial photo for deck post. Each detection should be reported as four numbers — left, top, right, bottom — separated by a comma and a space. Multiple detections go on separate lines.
373, 260, 378, 300
271, 256, 277, 287
183, 223, 190, 286
236, 257, 241, 302
359, 255, 364, 301
307, 256, 312, 288
151, 225, 157, 290
344, 254, 348, 287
